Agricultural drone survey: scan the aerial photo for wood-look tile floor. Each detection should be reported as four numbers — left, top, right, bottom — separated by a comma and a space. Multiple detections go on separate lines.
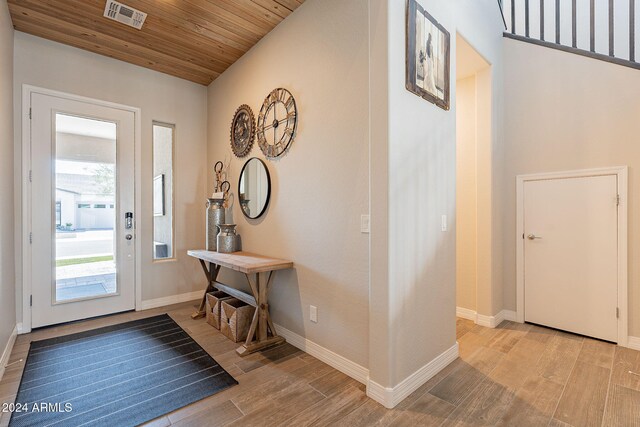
2, 303, 640, 426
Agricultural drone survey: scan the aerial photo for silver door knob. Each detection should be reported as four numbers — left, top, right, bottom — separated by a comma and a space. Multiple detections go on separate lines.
527, 234, 542, 240
125, 234, 133, 240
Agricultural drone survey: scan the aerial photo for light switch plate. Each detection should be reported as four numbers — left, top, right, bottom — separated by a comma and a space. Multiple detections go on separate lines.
441, 215, 447, 232
310, 305, 318, 323
361, 214, 370, 233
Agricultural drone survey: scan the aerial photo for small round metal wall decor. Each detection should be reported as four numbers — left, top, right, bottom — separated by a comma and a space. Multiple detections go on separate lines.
256, 88, 298, 159
230, 104, 256, 158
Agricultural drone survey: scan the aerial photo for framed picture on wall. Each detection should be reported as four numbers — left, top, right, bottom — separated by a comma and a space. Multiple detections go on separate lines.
153, 174, 165, 216
406, 0, 451, 110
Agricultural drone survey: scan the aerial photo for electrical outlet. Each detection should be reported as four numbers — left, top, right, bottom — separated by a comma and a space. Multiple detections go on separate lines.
361, 214, 370, 233
441, 215, 448, 232
310, 305, 318, 323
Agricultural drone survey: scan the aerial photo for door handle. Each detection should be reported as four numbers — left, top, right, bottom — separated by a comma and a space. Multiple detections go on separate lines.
527, 234, 542, 240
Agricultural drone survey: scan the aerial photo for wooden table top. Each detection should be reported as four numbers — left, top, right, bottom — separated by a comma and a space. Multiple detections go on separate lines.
187, 250, 294, 274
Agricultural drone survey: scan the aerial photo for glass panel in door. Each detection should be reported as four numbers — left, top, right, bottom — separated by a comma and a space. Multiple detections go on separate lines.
54, 114, 118, 303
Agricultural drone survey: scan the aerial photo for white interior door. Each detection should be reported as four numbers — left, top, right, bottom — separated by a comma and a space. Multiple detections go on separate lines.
30, 92, 136, 328
523, 175, 618, 342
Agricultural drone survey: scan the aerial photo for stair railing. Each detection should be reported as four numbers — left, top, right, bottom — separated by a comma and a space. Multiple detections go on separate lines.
502, 0, 640, 69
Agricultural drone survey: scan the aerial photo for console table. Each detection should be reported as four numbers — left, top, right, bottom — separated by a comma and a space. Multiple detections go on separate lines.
187, 250, 294, 356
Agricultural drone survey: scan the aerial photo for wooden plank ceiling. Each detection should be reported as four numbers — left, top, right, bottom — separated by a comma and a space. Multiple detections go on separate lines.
8, 0, 305, 85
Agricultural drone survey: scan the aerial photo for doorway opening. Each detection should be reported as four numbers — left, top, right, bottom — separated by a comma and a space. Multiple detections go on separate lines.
455, 34, 492, 325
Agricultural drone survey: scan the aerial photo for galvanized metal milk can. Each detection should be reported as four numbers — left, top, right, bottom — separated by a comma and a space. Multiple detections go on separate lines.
206, 198, 225, 251
217, 224, 239, 253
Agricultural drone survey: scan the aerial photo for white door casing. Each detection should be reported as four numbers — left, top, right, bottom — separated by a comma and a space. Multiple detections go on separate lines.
516, 167, 628, 346
24, 87, 140, 329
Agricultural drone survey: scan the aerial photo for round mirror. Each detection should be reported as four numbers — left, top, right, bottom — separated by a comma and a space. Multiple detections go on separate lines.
238, 157, 271, 219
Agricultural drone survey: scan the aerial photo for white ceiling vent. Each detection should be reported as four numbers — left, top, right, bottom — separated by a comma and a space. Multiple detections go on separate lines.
103, 0, 147, 30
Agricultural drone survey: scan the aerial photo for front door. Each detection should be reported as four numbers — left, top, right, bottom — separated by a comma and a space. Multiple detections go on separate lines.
523, 175, 618, 342
30, 92, 136, 328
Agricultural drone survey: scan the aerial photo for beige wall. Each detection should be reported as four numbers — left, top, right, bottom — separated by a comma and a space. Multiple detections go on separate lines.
368, 0, 391, 384
456, 75, 477, 311
13, 33, 208, 325
369, 0, 505, 387
455, 35, 493, 315
0, 0, 15, 355
476, 63, 502, 319
206, 0, 369, 367
503, 37, 640, 336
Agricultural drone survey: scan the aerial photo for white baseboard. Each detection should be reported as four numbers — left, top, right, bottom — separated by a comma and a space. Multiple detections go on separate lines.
457, 307, 518, 328
456, 307, 476, 321
475, 313, 496, 328
0, 325, 18, 382
16, 323, 26, 335
269, 323, 459, 409
367, 342, 459, 409
627, 336, 640, 351
137, 290, 202, 311
275, 323, 369, 384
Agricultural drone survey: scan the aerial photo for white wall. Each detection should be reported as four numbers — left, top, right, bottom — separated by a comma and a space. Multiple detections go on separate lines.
0, 0, 15, 357
206, 0, 369, 367
456, 75, 477, 311
13, 33, 208, 325
503, 37, 640, 336
369, 0, 505, 390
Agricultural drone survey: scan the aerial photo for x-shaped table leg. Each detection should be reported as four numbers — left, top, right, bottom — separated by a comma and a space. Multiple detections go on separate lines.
191, 259, 221, 319
237, 271, 284, 356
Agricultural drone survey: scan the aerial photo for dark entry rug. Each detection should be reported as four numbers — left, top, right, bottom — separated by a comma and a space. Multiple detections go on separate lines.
9, 314, 237, 427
